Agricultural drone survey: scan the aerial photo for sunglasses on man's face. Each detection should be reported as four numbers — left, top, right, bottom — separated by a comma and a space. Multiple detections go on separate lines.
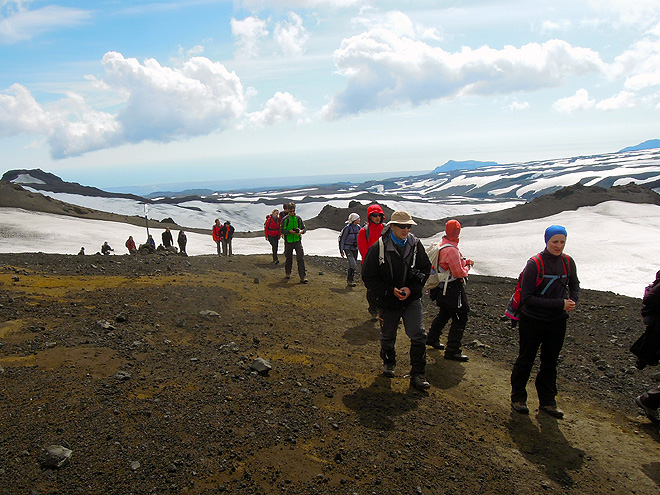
392, 224, 412, 230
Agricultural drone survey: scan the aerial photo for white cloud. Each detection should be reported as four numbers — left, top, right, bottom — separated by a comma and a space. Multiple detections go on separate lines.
351, 10, 441, 41
595, 90, 637, 110
322, 24, 605, 119
0, 50, 311, 158
609, 24, 660, 92
508, 101, 530, 111
553, 88, 596, 113
238, 0, 361, 9
231, 16, 269, 58
588, 0, 660, 28
247, 91, 306, 125
539, 19, 571, 34
0, 83, 50, 135
274, 12, 310, 56
99, 52, 247, 144
47, 92, 121, 158
0, 2, 91, 43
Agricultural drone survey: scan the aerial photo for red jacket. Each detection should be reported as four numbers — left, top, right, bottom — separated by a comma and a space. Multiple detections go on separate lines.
264, 215, 281, 237
358, 204, 385, 263
212, 224, 222, 242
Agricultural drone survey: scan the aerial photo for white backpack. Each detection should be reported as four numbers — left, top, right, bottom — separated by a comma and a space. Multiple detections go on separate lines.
425, 242, 457, 295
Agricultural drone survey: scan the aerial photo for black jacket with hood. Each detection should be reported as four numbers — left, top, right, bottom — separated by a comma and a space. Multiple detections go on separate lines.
361, 229, 431, 309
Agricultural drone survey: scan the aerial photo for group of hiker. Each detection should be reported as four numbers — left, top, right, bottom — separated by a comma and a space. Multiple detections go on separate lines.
266, 201, 660, 428
80, 200, 660, 426
82, 227, 188, 257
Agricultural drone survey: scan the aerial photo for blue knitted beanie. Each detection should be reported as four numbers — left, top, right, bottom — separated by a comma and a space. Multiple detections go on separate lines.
544, 225, 567, 243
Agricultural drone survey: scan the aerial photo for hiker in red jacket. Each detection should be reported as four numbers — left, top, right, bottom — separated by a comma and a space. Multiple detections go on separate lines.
358, 204, 385, 317
427, 220, 473, 362
264, 208, 281, 264
212, 219, 222, 256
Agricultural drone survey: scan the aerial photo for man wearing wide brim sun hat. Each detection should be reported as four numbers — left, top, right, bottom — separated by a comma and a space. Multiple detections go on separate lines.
361, 210, 432, 391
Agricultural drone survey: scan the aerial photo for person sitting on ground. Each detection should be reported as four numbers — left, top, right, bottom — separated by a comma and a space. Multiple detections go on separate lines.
78, 247, 85, 256
632, 270, 660, 425
101, 241, 114, 255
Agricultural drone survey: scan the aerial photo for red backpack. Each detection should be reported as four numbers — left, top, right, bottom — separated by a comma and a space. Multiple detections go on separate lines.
505, 253, 570, 326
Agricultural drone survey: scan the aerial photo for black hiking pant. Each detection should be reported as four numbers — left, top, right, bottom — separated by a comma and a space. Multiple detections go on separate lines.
510, 315, 566, 407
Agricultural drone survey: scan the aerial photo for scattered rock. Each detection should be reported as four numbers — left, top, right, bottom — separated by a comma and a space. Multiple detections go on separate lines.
39, 445, 72, 469
251, 357, 272, 376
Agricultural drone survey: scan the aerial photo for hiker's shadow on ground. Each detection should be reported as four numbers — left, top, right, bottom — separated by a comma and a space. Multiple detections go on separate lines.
330, 286, 355, 294
342, 320, 379, 345
507, 411, 585, 487
642, 462, 660, 488
425, 353, 465, 389
343, 376, 424, 430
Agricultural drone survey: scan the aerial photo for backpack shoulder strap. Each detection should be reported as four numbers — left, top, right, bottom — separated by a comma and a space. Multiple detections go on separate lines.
378, 237, 384, 265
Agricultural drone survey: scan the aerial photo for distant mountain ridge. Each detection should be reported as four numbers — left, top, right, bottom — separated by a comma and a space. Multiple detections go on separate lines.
1, 169, 145, 202
619, 139, 660, 153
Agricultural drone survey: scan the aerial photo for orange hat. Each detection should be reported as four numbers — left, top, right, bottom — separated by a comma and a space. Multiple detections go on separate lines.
445, 220, 461, 240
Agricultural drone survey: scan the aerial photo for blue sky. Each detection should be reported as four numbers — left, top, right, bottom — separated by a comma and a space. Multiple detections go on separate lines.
1, 0, 659, 190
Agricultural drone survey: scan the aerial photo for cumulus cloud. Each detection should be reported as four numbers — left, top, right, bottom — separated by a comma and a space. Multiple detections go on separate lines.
0, 52, 304, 158
553, 89, 596, 113
351, 10, 441, 41
274, 12, 310, 56
247, 91, 306, 126
0, 2, 91, 43
595, 90, 637, 110
0, 83, 50, 135
231, 16, 269, 58
99, 52, 247, 144
609, 23, 660, 91
321, 24, 605, 119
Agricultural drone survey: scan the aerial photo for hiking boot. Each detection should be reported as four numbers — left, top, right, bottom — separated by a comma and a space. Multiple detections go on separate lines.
444, 353, 469, 362
347, 281, 356, 287
636, 395, 660, 423
512, 401, 529, 414
284, 274, 291, 280
539, 405, 564, 419
383, 363, 395, 378
410, 374, 430, 390
426, 341, 445, 350
300, 278, 309, 284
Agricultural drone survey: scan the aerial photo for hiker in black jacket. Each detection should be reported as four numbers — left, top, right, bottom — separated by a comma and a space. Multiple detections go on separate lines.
362, 211, 432, 390
510, 225, 580, 419
632, 270, 660, 425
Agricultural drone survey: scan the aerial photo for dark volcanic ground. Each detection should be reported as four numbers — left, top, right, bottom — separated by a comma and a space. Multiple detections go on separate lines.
1, 252, 659, 495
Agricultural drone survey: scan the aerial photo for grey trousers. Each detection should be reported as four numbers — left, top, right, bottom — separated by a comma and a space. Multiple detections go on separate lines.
379, 298, 427, 375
